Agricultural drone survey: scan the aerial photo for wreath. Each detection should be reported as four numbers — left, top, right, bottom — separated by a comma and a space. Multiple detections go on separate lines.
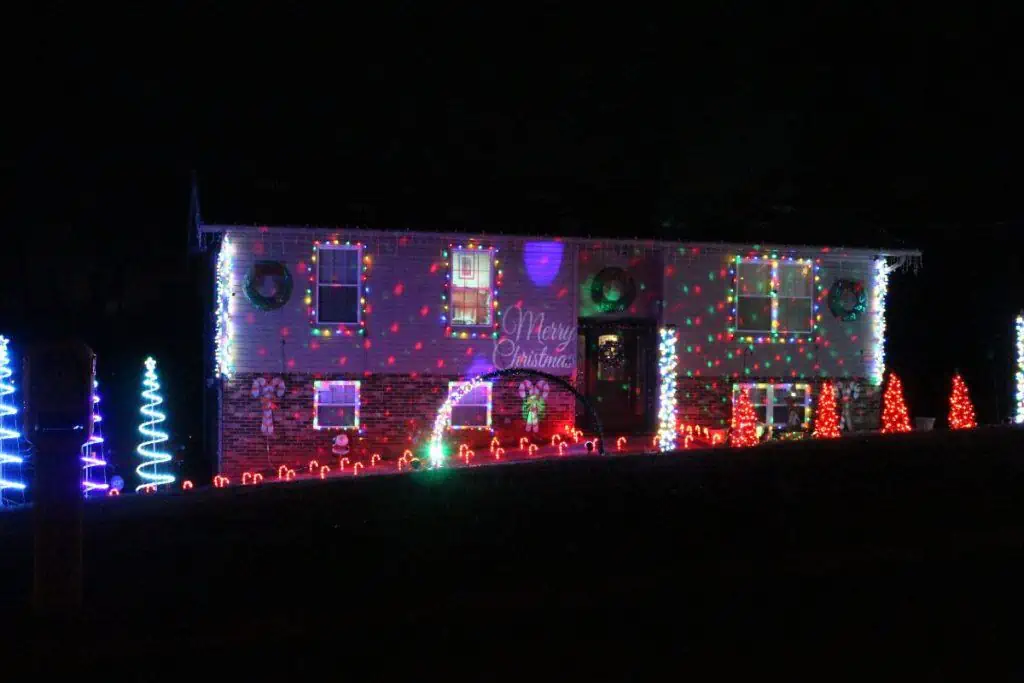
244, 261, 294, 311
597, 336, 626, 368
827, 279, 867, 321
589, 267, 636, 313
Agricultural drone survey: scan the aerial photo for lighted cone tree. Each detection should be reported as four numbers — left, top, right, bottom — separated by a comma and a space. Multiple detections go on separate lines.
813, 381, 841, 439
730, 388, 759, 447
948, 373, 977, 430
880, 372, 912, 434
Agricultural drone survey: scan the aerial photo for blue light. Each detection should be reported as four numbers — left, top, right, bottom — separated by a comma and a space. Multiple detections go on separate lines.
0, 335, 27, 504
135, 357, 174, 492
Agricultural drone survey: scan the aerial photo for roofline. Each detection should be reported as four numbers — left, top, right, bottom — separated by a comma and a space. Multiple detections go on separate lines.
198, 223, 922, 259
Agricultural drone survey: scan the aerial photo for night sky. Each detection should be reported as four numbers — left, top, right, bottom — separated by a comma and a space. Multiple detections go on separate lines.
4, 6, 1023, 474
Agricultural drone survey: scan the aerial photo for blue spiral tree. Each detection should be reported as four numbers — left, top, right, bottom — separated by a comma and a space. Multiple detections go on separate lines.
0, 335, 27, 506
81, 371, 110, 497
135, 357, 174, 492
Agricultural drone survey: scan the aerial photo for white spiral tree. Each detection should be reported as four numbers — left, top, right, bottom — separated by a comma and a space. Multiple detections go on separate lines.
135, 357, 174, 492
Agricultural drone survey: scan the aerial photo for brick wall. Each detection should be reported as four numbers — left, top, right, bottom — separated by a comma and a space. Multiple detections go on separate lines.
676, 377, 882, 432
221, 373, 575, 478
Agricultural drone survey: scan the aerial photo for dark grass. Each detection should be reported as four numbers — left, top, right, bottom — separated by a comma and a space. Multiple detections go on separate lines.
4, 428, 1024, 677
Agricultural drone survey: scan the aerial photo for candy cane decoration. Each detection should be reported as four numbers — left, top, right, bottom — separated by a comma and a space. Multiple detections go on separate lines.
518, 379, 550, 433
251, 376, 287, 436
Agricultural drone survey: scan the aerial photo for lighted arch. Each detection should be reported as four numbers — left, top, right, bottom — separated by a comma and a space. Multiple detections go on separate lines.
428, 368, 605, 467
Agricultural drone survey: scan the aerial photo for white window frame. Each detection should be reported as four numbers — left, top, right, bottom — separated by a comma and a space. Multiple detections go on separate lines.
732, 382, 813, 429
316, 244, 363, 325
735, 258, 813, 335
313, 380, 361, 430
447, 380, 493, 429
450, 248, 495, 328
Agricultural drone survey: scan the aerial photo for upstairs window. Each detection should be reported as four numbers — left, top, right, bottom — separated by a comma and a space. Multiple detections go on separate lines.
448, 380, 492, 429
450, 248, 493, 326
316, 245, 362, 324
313, 380, 360, 429
735, 258, 814, 335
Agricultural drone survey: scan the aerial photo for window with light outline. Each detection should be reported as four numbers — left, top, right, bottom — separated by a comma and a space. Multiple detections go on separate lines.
308, 240, 371, 337
732, 382, 813, 429
447, 380, 493, 429
728, 254, 822, 344
313, 380, 360, 430
442, 244, 502, 339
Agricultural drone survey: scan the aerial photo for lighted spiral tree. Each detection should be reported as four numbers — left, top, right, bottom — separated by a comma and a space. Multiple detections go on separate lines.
135, 357, 174, 492
1015, 313, 1023, 425
880, 372, 912, 434
813, 380, 841, 439
0, 335, 27, 506
81, 375, 110, 496
947, 373, 977, 430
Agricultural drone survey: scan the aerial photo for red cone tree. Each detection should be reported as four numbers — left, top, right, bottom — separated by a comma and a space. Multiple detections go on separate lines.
881, 372, 912, 434
948, 373, 977, 430
813, 381, 841, 438
731, 388, 759, 447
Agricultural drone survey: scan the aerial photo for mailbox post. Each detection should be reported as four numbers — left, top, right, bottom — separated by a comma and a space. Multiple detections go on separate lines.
23, 340, 94, 616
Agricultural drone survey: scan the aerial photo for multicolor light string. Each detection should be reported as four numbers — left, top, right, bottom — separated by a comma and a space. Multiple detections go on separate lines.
428, 375, 491, 467
307, 239, 371, 337
657, 326, 678, 451
0, 335, 27, 502
81, 376, 110, 496
869, 259, 891, 386
1016, 313, 1024, 425
135, 357, 174, 492
442, 243, 502, 339
214, 235, 235, 378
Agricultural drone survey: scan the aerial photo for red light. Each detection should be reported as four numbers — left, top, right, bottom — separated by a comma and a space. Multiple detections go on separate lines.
419, 306, 429, 317
393, 283, 405, 296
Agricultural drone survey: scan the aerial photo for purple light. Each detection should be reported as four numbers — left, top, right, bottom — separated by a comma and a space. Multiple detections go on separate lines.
81, 379, 109, 496
523, 241, 564, 288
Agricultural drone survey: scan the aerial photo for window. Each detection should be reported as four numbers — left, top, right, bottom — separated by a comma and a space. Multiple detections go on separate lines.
316, 245, 362, 324
313, 380, 360, 429
735, 258, 813, 334
450, 248, 493, 326
732, 382, 812, 429
448, 380, 492, 429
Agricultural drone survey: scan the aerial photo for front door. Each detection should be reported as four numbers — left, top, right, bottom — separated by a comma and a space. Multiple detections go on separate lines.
577, 320, 656, 434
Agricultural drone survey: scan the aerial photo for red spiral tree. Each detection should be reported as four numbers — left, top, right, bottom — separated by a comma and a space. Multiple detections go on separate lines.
730, 388, 759, 447
948, 373, 977, 430
813, 381, 841, 439
881, 372, 912, 434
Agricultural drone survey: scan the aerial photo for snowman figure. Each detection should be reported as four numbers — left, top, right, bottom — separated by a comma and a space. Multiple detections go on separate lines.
332, 433, 350, 457
518, 380, 550, 433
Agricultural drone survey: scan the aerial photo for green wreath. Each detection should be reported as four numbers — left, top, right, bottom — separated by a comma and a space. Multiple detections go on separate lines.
244, 261, 294, 311
589, 267, 636, 313
522, 394, 547, 422
828, 279, 867, 321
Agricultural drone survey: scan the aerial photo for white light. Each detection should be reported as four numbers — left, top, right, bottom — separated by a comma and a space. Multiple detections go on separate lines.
1015, 314, 1024, 425
869, 259, 891, 386
657, 327, 678, 452
214, 236, 236, 379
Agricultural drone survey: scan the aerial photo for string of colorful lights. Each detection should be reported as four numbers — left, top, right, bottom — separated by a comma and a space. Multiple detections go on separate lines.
1016, 313, 1024, 425
135, 357, 175, 492
442, 243, 503, 339
307, 239, 371, 337
429, 375, 492, 467
0, 335, 27, 504
657, 326, 678, 451
81, 375, 110, 496
869, 259, 891, 386
214, 235, 235, 378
